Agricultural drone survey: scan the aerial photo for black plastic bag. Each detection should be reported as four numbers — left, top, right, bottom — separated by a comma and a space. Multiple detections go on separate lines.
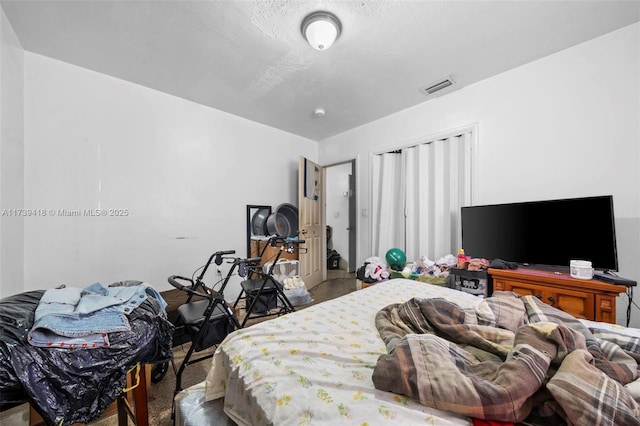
0, 288, 173, 425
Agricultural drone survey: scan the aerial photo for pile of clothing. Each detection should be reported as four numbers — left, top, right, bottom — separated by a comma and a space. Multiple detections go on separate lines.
457, 257, 491, 271
28, 281, 167, 348
356, 256, 390, 283
0, 281, 173, 425
405, 254, 458, 278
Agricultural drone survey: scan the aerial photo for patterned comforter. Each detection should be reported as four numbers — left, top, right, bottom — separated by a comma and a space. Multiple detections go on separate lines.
204, 279, 485, 426
372, 291, 640, 425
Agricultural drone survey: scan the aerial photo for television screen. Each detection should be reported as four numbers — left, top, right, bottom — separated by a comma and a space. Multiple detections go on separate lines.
461, 195, 618, 271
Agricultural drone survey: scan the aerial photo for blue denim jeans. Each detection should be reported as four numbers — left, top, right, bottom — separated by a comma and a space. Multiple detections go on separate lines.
28, 282, 167, 349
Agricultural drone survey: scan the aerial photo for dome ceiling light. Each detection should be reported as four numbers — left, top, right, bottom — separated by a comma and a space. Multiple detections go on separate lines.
301, 11, 342, 51
313, 107, 326, 118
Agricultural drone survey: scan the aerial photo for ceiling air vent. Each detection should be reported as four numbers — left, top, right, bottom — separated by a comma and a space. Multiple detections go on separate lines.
420, 76, 455, 96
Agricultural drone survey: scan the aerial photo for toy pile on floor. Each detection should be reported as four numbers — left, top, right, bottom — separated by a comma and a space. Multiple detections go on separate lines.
406, 249, 491, 277
356, 248, 491, 285
404, 254, 457, 277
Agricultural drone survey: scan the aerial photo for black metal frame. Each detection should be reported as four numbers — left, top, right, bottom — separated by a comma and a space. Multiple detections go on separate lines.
233, 236, 304, 328
167, 250, 261, 419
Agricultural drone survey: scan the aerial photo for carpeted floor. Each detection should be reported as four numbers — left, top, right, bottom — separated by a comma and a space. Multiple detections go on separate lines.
92, 270, 357, 426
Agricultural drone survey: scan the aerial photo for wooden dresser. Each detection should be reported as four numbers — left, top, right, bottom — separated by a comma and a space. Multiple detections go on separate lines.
488, 268, 627, 324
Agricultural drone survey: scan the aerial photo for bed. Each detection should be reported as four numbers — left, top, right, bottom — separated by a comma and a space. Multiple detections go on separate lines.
176, 278, 640, 425
0, 281, 174, 426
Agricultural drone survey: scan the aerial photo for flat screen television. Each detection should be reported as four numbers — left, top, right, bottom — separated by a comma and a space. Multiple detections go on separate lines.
461, 195, 618, 272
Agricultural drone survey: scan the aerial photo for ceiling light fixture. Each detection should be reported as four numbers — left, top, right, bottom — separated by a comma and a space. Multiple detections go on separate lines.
301, 11, 341, 51
313, 107, 326, 118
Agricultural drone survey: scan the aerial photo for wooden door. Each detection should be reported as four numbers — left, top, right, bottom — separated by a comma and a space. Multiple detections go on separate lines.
298, 157, 325, 287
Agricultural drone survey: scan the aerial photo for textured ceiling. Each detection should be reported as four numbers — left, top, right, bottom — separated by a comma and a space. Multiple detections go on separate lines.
2, 1, 639, 141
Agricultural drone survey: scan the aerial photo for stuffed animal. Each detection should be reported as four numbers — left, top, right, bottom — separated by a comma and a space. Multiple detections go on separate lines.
283, 275, 306, 290
364, 256, 390, 281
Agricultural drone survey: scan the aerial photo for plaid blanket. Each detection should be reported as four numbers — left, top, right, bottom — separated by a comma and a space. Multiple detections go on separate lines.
372, 291, 640, 425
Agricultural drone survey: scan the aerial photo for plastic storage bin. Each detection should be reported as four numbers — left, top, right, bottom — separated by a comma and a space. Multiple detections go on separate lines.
449, 268, 492, 297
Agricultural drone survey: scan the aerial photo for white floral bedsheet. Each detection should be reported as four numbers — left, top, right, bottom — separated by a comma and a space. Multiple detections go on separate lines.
204, 279, 482, 425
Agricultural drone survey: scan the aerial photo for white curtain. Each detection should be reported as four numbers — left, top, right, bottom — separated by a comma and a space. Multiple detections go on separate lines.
372, 132, 473, 262
371, 152, 405, 257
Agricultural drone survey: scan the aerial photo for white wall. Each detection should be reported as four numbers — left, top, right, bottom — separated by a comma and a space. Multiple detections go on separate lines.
326, 162, 352, 269
319, 23, 640, 327
0, 7, 24, 299
5, 17, 640, 326
22, 52, 317, 299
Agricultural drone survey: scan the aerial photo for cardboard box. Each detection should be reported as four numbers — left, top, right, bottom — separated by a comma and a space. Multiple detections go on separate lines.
250, 239, 299, 265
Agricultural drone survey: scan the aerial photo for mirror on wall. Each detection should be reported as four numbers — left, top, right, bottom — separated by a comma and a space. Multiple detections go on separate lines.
246, 205, 271, 257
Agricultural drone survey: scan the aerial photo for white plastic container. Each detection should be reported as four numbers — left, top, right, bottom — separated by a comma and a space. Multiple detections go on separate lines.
570, 260, 593, 280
